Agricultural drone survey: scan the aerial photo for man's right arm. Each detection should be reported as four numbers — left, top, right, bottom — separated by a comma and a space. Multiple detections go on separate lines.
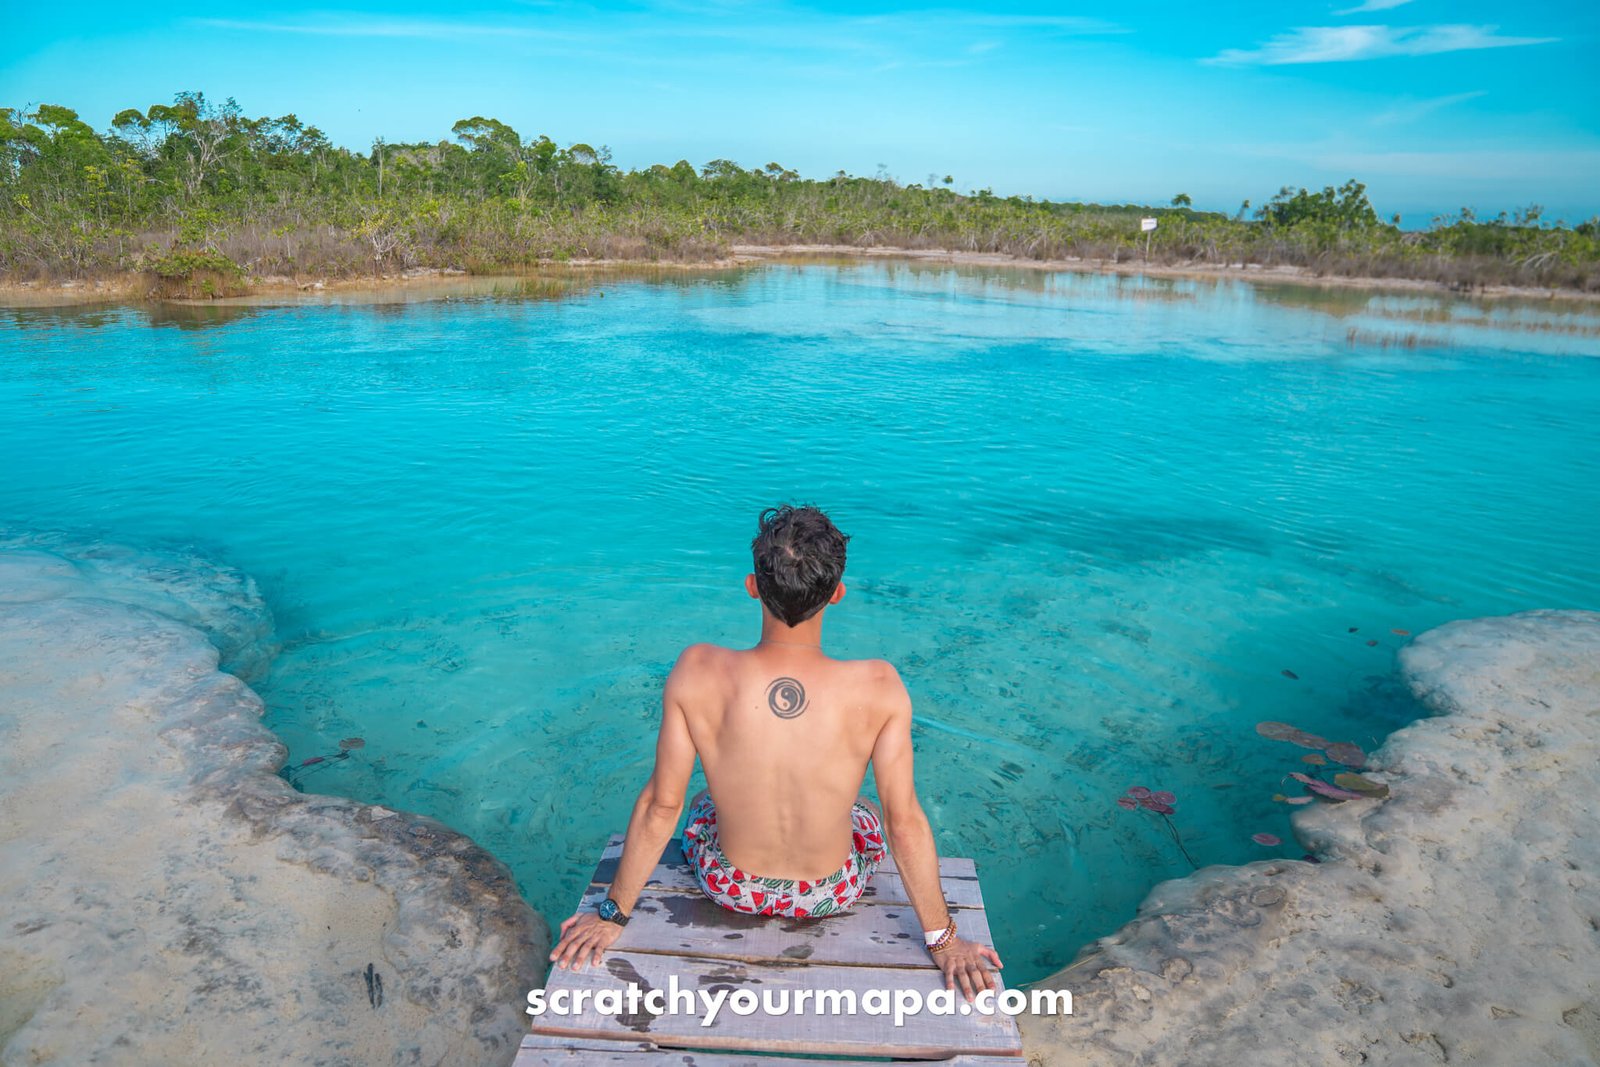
548, 644, 702, 970
868, 662, 1002, 1000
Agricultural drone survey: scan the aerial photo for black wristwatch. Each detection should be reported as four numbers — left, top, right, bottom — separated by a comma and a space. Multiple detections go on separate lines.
597, 897, 630, 927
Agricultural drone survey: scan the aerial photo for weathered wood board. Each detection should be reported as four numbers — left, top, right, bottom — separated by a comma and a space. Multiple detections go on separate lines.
575, 883, 997, 967
518, 1036, 1024, 1067
518, 833, 1026, 1064
530, 950, 1021, 1057
517, 1032, 1026, 1066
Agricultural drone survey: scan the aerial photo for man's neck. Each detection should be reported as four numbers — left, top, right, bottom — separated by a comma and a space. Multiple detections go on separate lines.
756, 615, 825, 649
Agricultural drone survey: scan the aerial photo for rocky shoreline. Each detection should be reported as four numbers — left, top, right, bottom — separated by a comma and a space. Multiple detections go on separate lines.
1021, 609, 1600, 1065
5, 529, 1595, 1065
0, 532, 547, 1065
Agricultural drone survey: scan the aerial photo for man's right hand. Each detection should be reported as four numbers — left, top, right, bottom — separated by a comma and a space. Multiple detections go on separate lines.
934, 936, 1004, 1001
549, 910, 625, 970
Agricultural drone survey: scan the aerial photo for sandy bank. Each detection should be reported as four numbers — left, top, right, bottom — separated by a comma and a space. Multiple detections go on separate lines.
1020, 609, 1600, 1065
730, 245, 1600, 304
4, 247, 1596, 308
0, 262, 743, 308
0, 532, 547, 1065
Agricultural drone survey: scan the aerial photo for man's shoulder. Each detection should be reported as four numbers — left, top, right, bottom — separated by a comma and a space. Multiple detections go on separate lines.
837, 657, 908, 708
663, 644, 731, 706
671, 642, 732, 672
846, 656, 904, 684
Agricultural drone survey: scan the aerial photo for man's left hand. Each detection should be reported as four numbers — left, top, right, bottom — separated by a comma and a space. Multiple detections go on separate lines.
935, 936, 1004, 1001
549, 911, 625, 970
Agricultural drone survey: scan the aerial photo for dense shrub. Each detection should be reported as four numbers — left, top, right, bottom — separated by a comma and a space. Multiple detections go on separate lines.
3, 93, 1596, 292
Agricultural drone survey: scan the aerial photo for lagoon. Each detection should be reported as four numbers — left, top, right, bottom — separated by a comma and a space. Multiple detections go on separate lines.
3, 262, 1598, 984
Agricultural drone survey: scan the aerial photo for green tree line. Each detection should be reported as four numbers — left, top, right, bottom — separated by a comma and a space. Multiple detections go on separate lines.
3, 92, 1596, 292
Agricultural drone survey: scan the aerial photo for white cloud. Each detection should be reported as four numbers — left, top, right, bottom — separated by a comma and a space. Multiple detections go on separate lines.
1335, 0, 1415, 14
1207, 24, 1557, 65
1372, 90, 1487, 125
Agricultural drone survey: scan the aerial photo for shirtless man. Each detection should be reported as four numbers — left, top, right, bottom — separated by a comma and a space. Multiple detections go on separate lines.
548, 505, 1002, 999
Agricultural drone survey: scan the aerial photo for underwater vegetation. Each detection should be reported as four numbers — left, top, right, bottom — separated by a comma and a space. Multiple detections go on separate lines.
1117, 786, 1199, 871
281, 735, 365, 790
1255, 721, 1392, 802
1120, 623, 1403, 872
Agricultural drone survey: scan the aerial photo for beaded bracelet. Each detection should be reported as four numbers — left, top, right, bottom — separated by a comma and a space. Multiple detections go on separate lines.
926, 917, 958, 954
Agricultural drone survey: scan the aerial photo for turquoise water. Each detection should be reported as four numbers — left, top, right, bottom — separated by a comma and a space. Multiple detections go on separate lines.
4, 263, 1598, 983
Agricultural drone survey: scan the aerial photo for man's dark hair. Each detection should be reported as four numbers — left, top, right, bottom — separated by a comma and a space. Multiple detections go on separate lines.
751, 505, 849, 627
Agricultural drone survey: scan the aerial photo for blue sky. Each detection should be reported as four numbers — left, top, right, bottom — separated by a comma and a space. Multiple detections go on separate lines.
4, 1, 1597, 223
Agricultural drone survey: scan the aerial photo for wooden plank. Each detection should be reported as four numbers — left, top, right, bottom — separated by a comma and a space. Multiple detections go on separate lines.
528, 951, 1023, 1058
513, 1033, 656, 1065
576, 884, 997, 968
515, 1031, 1023, 1066
516, 1053, 1024, 1066
592, 835, 986, 910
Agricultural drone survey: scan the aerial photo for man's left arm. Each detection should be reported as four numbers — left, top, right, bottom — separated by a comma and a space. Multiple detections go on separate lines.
549, 647, 702, 970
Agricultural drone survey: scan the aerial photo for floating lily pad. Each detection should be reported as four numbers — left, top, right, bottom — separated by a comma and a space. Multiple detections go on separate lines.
1256, 721, 1330, 750
1126, 786, 1152, 799
1116, 796, 1138, 810
1151, 790, 1176, 805
1147, 802, 1176, 815
1333, 773, 1390, 798
1392, 628, 1410, 636
1324, 742, 1367, 767
1252, 833, 1281, 846
1301, 753, 1327, 765
339, 737, 365, 751
1303, 779, 1366, 801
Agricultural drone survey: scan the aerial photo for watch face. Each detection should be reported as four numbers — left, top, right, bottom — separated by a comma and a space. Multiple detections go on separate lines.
598, 898, 623, 923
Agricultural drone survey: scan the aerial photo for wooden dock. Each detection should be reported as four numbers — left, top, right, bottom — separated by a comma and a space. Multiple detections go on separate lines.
517, 834, 1024, 1065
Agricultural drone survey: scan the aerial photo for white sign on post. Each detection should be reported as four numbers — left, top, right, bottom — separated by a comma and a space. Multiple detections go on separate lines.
1140, 217, 1158, 232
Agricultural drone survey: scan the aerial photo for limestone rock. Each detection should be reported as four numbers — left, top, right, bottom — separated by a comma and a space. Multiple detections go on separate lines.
0, 533, 548, 1066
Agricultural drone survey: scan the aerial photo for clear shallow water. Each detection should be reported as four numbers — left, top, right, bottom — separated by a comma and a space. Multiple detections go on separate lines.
4, 263, 1598, 983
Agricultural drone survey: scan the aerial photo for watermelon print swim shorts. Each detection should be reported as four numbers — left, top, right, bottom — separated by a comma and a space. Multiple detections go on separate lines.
680, 792, 886, 918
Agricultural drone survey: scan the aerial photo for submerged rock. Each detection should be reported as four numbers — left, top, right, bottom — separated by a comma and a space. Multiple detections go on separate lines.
0, 533, 547, 1066
1022, 609, 1600, 1065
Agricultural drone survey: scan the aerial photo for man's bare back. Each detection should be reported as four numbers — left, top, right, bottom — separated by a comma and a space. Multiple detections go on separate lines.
548, 505, 1001, 999
673, 642, 893, 880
